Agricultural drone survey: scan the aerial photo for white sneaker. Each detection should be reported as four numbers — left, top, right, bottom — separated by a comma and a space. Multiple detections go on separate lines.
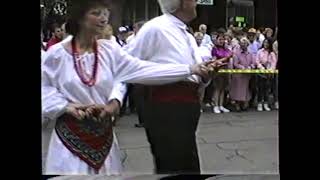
200, 109, 203, 113
263, 103, 271, 111
205, 103, 212, 107
220, 106, 230, 113
257, 103, 263, 111
274, 102, 279, 110
213, 106, 221, 113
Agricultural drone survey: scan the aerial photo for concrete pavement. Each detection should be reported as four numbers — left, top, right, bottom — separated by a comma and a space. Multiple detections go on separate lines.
48, 174, 280, 180
42, 110, 278, 176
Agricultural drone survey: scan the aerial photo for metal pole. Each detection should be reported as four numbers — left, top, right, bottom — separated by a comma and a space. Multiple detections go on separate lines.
275, 0, 277, 27
226, 0, 229, 29
133, 0, 136, 24
253, 3, 255, 28
145, 0, 149, 21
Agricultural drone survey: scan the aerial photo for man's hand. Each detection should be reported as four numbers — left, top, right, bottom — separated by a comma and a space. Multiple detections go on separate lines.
190, 62, 210, 79
99, 100, 121, 120
206, 55, 232, 72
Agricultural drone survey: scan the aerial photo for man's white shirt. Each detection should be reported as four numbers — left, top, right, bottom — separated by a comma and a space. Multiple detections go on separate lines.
124, 13, 204, 84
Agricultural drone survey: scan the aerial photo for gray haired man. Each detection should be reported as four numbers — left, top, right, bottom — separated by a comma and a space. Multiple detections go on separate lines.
124, 0, 229, 174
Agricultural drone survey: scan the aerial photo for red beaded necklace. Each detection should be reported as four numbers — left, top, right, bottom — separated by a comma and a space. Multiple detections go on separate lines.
71, 37, 99, 87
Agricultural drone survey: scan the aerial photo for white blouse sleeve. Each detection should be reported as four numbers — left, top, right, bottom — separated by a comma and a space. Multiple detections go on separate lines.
100, 40, 192, 85
107, 82, 127, 105
41, 51, 69, 121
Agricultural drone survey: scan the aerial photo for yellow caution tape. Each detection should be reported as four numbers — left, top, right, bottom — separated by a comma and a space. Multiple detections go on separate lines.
217, 69, 279, 74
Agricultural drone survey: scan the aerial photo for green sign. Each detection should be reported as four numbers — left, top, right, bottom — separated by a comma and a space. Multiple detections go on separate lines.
235, 16, 245, 22
197, 0, 214, 5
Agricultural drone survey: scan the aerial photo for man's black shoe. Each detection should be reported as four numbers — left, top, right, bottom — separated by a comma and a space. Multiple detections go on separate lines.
134, 123, 144, 128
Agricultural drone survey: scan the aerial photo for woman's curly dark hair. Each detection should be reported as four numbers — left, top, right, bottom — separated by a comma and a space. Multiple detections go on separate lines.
261, 37, 274, 52
66, 0, 110, 36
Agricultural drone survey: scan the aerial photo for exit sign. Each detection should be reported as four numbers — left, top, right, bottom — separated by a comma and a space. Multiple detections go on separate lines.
197, 0, 214, 5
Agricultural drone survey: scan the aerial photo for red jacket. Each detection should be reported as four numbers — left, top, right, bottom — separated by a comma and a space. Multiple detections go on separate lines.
46, 37, 61, 51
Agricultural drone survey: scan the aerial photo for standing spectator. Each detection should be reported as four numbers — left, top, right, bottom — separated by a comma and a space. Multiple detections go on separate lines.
273, 27, 278, 41
230, 38, 256, 112
199, 24, 213, 50
224, 33, 233, 51
117, 26, 133, 115
41, 32, 46, 63
126, 21, 147, 128
45, 23, 65, 50
116, 26, 128, 47
224, 33, 237, 71
61, 22, 69, 40
194, 32, 212, 61
256, 38, 278, 111
210, 30, 218, 45
211, 33, 233, 113
247, 28, 262, 108
272, 39, 279, 110
195, 31, 212, 112
98, 24, 115, 41
247, 28, 261, 56
257, 27, 266, 45
225, 33, 239, 54
187, 25, 194, 34
265, 28, 274, 39
231, 30, 244, 52
231, 34, 239, 48
203, 28, 226, 108
273, 40, 278, 59
126, 21, 145, 44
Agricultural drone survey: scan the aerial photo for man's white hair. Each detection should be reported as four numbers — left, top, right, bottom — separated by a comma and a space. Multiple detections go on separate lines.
194, 32, 204, 38
199, 24, 207, 30
157, 0, 181, 14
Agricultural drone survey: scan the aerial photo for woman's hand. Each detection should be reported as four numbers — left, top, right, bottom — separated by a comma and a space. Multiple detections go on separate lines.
65, 103, 93, 120
190, 62, 210, 79
85, 100, 121, 121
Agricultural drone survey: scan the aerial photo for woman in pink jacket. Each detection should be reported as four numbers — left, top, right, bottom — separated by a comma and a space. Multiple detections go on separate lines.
256, 38, 278, 111
229, 38, 256, 112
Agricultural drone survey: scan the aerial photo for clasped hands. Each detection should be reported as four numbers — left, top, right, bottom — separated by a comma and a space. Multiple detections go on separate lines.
190, 54, 233, 80
65, 100, 120, 122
